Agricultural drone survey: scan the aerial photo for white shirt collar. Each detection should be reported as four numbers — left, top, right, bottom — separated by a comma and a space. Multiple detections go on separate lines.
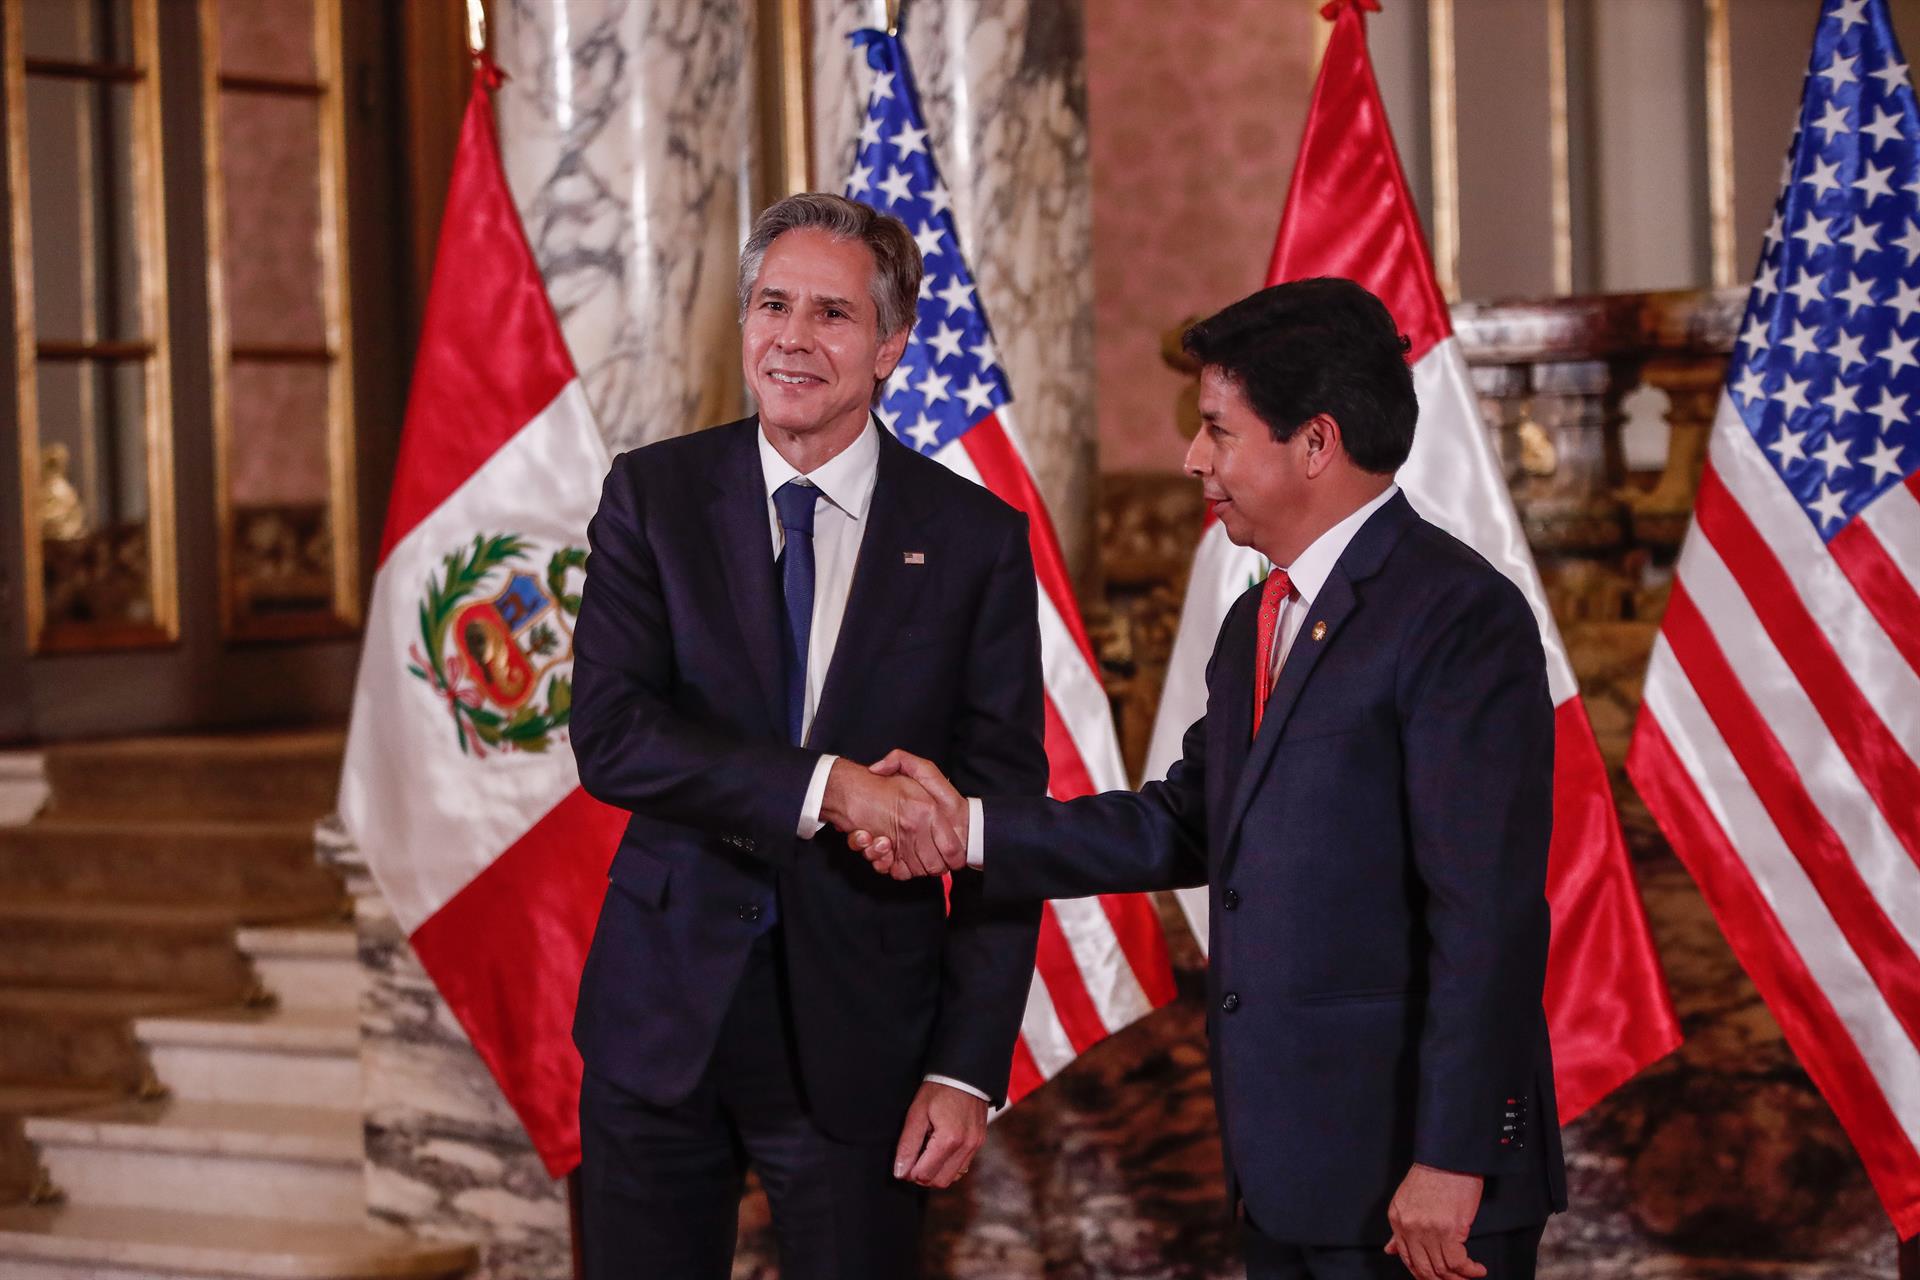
1280, 483, 1400, 605
756, 416, 881, 522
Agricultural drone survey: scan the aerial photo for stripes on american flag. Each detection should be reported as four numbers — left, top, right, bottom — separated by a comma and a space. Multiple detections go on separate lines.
1628, 0, 1920, 1236
845, 27, 1176, 1102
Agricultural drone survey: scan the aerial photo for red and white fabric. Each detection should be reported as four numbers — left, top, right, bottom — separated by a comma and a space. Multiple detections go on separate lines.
339, 64, 623, 1175
845, 25, 1178, 1104
1628, 0, 1920, 1235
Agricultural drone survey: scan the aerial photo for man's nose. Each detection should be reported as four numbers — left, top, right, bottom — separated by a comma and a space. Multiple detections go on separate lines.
775, 310, 813, 349
1183, 430, 1211, 478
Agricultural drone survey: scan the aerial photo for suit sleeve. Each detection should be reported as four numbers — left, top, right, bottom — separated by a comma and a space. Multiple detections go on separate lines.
1398, 576, 1556, 1176
569, 456, 818, 867
969, 598, 1240, 904
923, 514, 1048, 1103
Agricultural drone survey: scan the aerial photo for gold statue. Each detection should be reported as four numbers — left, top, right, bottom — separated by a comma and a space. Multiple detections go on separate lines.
39, 443, 87, 542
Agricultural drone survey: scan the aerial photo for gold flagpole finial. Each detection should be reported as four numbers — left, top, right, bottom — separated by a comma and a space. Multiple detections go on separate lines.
466, 0, 488, 56
885, 0, 901, 37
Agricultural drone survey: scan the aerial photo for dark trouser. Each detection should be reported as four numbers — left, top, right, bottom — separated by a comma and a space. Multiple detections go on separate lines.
1243, 1220, 1546, 1280
578, 933, 925, 1280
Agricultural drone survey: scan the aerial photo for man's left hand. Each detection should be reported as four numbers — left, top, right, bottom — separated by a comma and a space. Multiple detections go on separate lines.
892, 1080, 986, 1188
1384, 1163, 1486, 1280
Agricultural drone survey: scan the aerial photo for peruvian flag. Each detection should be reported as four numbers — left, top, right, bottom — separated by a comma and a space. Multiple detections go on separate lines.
339, 62, 623, 1174
1141, 0, 1681, 1121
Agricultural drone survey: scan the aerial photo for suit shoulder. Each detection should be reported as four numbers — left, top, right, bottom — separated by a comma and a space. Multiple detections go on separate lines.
1393, 516, 1534, 623
608, 418, 754, 484
897, 444, 1027, 531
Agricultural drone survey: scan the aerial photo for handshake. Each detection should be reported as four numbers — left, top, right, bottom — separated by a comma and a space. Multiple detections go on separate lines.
819, 751, 969, 879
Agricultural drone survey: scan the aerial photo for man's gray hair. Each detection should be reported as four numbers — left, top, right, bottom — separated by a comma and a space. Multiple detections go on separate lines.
737, 193, 923, 337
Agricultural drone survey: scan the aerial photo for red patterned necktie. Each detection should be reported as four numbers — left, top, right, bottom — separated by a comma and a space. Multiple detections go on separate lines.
1252, 569, 1293, 739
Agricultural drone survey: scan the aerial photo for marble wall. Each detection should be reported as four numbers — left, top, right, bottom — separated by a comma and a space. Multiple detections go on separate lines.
810, 0, 1101, 583
1083, 0, 1316, 477
491, 0, 758, 453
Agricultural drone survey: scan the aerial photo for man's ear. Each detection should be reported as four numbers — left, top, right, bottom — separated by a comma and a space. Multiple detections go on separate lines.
875, 325, 912, 383
1302, 414, 1343, 479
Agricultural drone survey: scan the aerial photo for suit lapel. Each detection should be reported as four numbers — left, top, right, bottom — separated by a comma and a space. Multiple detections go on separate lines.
807, 432, 932, 749
1215, 491, 1419, 866
703, 420, 787, 738
1217, 568, 1358, 864
1206, 594, 1257, 864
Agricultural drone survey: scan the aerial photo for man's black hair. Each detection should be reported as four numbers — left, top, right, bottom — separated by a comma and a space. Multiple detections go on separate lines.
1181, 277, 1416, 474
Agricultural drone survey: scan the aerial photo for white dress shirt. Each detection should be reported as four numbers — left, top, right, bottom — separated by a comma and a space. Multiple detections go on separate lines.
761, 420, 988, 1103
759, 418, 876, 837
964, 484, 1401, 868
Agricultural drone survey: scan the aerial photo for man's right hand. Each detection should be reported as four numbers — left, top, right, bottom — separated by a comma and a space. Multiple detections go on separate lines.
848, 751, 970, 880
820, 757, 964, 878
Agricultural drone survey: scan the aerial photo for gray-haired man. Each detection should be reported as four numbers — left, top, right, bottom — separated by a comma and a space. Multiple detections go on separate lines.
567, 193, 1048, 1277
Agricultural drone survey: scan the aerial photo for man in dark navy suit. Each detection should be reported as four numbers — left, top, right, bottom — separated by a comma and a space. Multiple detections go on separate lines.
855, 279, 1567, 1280
567, 193, 1046, 1278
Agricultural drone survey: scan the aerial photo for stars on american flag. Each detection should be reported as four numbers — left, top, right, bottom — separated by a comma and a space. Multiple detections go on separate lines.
1730, 0, 1920, 539
844, 33, 1012, 457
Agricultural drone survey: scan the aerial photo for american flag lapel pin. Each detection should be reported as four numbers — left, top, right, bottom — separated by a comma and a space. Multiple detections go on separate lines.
1311, 620, 1328, 642
904, 551, 925, 565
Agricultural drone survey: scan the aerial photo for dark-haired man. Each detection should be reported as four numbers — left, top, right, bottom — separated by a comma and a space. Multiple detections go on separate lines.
568, 193, 1046, 1278
851, 278, 1567, 1280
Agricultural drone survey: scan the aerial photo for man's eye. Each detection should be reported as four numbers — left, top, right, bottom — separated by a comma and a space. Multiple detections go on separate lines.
825, 308, 846, 319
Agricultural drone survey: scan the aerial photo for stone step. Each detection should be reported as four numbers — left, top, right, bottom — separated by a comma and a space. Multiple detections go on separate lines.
240, 925, 362, 1012
0, 1204, 475, 1279
138, 1008, 361, 1107
0, 989, 216, 1091
0, 1084, 119, 1205
43, 730, 345, 822
0, 816, 341, 909
0, 900, 257, 1000
27, 1099, 366, 1224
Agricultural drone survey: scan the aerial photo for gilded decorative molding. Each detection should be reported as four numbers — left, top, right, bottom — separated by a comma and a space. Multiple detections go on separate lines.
5, 0, 179, 652
1427, 0, 1459, 301
1704, 0, 1736, 288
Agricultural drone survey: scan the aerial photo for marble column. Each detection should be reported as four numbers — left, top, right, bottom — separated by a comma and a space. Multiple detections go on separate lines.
320, 819, 571, 1280
811, 0, 1100, 585
491, 0, 759, 451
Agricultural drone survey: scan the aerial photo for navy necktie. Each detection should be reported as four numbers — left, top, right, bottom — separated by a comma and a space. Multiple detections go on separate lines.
773, 480, 818, 746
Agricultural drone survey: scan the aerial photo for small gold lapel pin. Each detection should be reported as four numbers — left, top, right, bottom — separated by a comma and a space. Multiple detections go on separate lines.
903, 551, 925, 565
1311, 620, 1328, 642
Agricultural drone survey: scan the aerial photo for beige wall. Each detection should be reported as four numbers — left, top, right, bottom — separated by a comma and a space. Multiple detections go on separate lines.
1084, 0, 1314, 476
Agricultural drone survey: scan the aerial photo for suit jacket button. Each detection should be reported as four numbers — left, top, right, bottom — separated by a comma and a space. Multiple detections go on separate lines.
1223, 889, 1240, 911
1221, 992, 1240, 1013
738, 904, 763, 923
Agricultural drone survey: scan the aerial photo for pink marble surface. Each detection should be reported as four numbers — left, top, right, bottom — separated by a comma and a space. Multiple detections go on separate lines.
1085, 0, 1317, 475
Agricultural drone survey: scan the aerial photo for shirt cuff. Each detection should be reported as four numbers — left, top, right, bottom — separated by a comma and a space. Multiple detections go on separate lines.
965, 797, 985, 869
796, 754, 839, 839
924, 1073, 991, 1103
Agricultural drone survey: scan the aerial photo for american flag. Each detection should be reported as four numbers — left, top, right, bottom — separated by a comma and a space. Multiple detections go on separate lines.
846, 27, 1176, 1102
1628, 0, 1920, 1237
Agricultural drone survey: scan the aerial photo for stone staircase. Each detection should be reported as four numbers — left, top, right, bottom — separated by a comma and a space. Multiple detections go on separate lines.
0, 732, 473, 1279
